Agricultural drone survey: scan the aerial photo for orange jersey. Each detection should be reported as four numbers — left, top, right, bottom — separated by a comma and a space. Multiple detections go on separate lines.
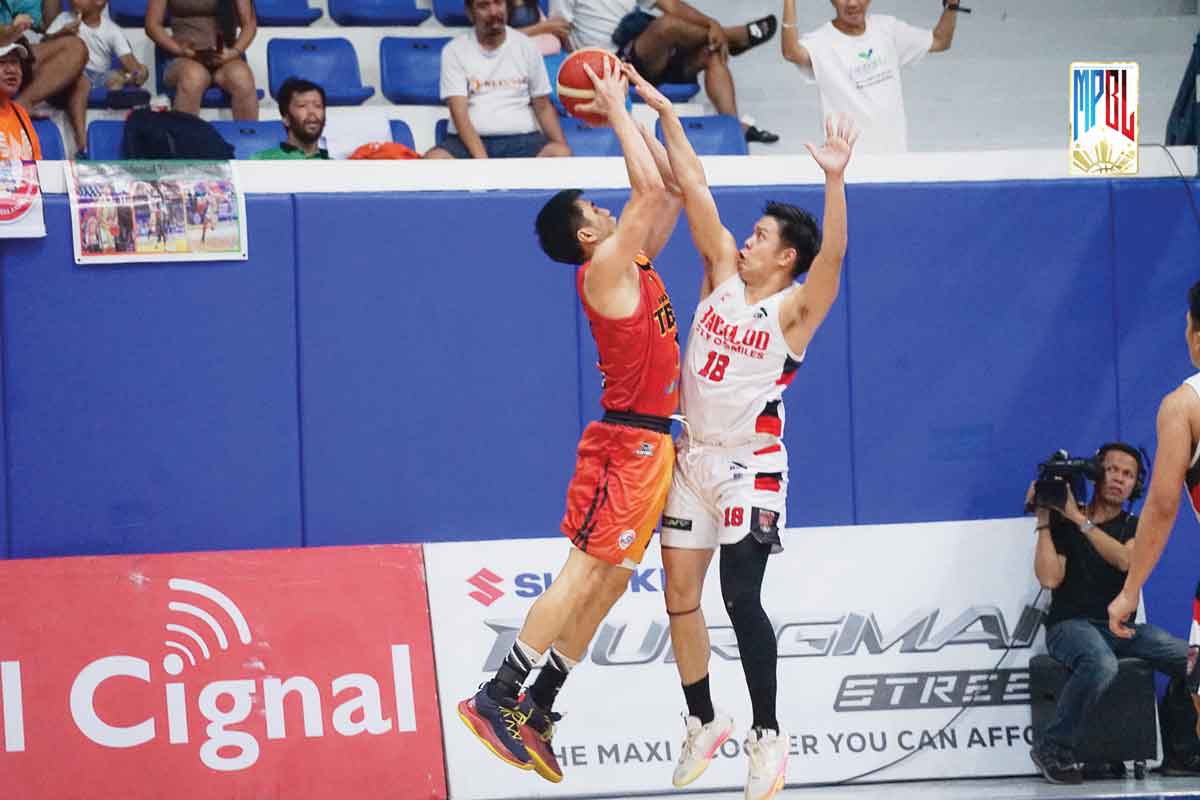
0, 101, 40, 161
577, 253, 680, 418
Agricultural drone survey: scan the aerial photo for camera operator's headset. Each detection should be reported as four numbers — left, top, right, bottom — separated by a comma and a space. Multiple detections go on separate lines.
1094, 441, 1149, 504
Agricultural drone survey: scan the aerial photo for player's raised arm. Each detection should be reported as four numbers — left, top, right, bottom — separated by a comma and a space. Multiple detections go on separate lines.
780, 113, 856, 355
634, 120, 684, 261
575, 60, 669, 298
625, 62, 737, 298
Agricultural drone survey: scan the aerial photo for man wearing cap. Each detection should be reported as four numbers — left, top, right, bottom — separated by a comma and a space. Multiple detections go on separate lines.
0, 42, 41, 159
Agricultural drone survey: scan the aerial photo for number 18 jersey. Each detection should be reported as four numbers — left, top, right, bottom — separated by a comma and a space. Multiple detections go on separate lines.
681, 274, 804, 445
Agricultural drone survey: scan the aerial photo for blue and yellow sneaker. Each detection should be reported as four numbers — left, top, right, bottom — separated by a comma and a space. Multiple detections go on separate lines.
517, 694, 563, 783
457, 685, 533, 771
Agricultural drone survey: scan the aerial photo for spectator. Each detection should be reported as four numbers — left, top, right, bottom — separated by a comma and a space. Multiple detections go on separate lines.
145, 0, 259, 120
0, 41, 40, 158
781, 0, 960, 153
252, 77, 328, 160
508, 0, 569, 55
426, 0, 569, 159
0, 0, 88, 118
45, 0, 149, 158
550, 0, 780, 144
1027, 444, 1195, 783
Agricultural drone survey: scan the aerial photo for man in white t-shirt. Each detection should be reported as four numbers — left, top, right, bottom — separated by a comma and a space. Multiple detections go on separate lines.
550, 0, 781, 144
426, 0, 569, 159
781, 0, 963, 153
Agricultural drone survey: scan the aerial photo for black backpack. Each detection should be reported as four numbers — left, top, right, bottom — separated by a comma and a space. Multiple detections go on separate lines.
121, 108, 235, 160
1160, 674, 1200, 767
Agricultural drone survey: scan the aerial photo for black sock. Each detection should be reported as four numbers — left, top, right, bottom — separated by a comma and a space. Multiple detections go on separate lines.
487, 640, 537, 705
683, 675, 716, 725
529, 649, 572, 711
721, 535, 779, 733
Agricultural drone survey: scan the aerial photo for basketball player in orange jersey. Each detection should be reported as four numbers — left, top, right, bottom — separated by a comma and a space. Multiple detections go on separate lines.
624, 64, 857, 800
457, 56, 687, 783
1109, 280, 1200, 721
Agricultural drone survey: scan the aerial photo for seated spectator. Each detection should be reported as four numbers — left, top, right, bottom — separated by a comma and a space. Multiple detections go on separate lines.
45, 0, 148, 158
0, 41, 41, 158
252, 76, 328, 159
145, 0, 259, 120
550, 0, 779, 144
0, 0, 88, 119
508, 0, 568, 55
426, 0, 569, 160
781, 0, 960, 153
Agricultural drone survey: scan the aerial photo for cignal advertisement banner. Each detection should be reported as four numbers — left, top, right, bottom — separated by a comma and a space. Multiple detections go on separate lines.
427, 519, 1045, 799
0, 545, 445, 800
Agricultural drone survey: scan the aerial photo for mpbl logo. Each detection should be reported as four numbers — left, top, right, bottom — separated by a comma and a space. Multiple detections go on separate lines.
1069, 61, 1138, 175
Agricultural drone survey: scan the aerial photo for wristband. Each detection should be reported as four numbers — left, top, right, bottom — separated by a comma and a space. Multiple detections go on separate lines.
1080, 519, 1096, 534
1035, 524, 1050, 533
943, 1, 971, 11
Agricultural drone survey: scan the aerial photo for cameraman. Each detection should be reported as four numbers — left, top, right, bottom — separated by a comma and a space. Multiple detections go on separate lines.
1029, 443, 1193, 784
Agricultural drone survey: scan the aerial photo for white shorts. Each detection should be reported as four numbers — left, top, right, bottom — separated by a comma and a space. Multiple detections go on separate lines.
658, 437, 788, 553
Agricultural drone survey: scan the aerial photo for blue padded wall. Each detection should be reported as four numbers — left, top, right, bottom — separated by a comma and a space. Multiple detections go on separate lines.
847, 181, 1120, 524
2, 196, 302, 557
294, 191, 580, 544
1113, 178, 1200, 636
0, 246, 6, 558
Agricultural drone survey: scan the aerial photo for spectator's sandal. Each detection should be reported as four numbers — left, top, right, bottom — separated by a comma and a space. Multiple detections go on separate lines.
744, 15, 778, 50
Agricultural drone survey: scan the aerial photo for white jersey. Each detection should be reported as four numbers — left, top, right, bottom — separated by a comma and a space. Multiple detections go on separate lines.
680, 274, 805, 446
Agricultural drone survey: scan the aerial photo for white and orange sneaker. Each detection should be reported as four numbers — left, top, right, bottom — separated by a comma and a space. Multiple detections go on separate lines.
671, 710, 734, 787
744, 727, 788, 800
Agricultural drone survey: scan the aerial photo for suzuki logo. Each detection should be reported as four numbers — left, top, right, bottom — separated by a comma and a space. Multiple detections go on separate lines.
467, 569, 505, 606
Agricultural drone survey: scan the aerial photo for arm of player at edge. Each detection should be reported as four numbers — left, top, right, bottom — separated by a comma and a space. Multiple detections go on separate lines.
577, 60, 669, 298
624, 62, 737, 299
779, 113, 857, 356
1108, 387, 1195, 637
634, 121, 684, 261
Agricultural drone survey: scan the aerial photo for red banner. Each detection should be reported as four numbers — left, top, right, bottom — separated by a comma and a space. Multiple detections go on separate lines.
0, 545, 446, 799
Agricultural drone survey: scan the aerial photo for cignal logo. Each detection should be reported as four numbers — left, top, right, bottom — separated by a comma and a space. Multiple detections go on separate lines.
0, 578, 418, 772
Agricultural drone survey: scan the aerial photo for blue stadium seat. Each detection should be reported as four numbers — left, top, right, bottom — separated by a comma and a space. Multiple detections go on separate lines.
31, 119, 65, 159
155, 49, 266, 109
86, 120, 126, 160
543, 51, 566, 114
107, 0, 146, 26
380, 37, 450, 105
86, 56, 151, 110
434, 118, 448, 145
255, 0, 323, 25
211, 120, 286, 159
633, 82, 700, 103
389, 119, 415, 149
561, 119, 620, 156
267, 38, 375, 105
432, 0, 469, 26
327, 0, 429, 26
655, 114, 747, 156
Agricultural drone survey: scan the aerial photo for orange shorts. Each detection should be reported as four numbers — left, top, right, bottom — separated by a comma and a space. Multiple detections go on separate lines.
561, 420, 675, 567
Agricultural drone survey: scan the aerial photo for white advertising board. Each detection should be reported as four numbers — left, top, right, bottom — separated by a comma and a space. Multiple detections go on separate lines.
427, 518, 1047, 798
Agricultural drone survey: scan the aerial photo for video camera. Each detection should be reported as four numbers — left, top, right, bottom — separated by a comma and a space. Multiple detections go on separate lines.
1024, 449, 1102, 513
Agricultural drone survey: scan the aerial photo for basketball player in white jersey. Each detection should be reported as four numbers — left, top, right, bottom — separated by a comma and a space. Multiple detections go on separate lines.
1109, 279, 1200, 717
624, 64, 856, 800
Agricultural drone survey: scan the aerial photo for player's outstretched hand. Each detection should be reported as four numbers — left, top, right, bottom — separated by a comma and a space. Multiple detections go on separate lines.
622, 62, 672, 114
576, 57, 629, 125
1107, 589, 1138, 638
805, 113, 858, 177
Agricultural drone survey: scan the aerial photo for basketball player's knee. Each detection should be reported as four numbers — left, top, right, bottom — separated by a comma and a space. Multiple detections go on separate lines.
722, 586, 766, 628
664, 570, 701, 610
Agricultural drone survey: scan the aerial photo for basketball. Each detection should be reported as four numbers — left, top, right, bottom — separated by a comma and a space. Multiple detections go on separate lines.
555, 48, 622, 126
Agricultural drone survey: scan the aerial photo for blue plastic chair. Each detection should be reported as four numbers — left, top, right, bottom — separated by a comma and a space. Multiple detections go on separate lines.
107, 0, 146, 26
561, 119, 620, 156
327, 0, 429, 26
432, 0, 469, 26
255, 0, 322, 26
87, 55, 151, 109
379, 37, 450, 105
655, 114, 747, 156
211, 120, 286, 158
632, 82, 700, 104
434, 118, 448, 145
86, 120, 127, 160
155, 48, 266, 109
267, 38, 375, 105
31, 119, 65, 159
389, 119, 415, 149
